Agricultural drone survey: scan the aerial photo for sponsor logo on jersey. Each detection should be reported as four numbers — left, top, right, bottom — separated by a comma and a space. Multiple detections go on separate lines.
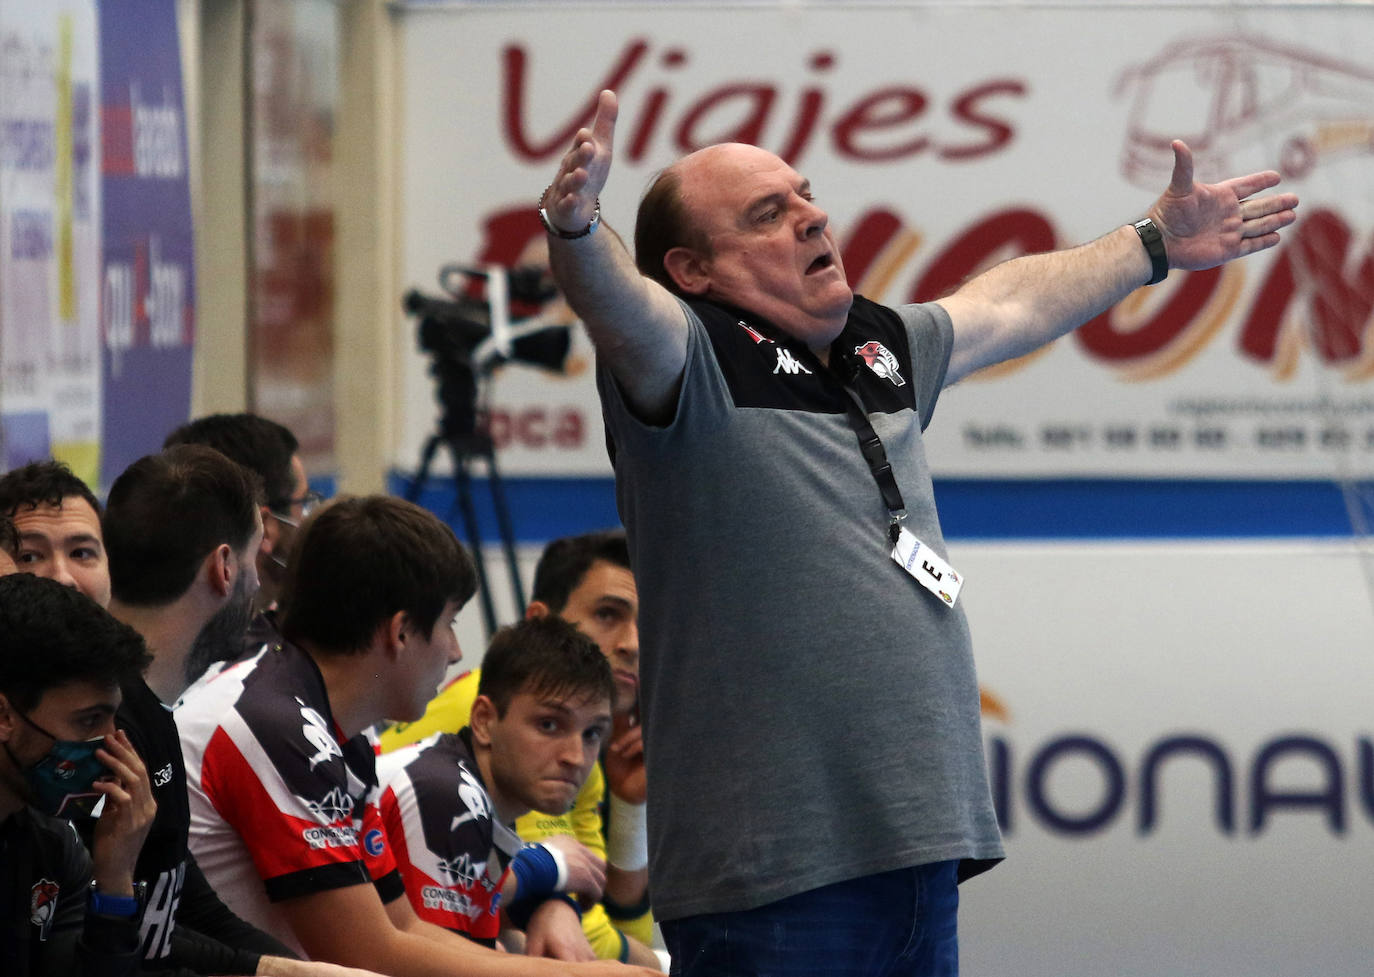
773, 348, 813, 376
152, 764, 173, 788
364, 828, 385, 857
738, 320, 773, 344
854, 340, 906, 386
421, 885, 484, 919
302, 824, 359, 850
308, 786, 355, 822
30, 879, 59, 940
437, 851, 484, 886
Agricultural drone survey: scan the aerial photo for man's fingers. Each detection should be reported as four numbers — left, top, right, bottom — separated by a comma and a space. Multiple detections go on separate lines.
1241, 193, 1299, 221
591, 89, 619, 143
1167, 139, 1195, 196
1225, 169, 1283, 202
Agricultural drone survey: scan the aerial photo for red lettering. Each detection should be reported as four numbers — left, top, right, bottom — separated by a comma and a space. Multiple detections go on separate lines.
941, 80, 1026, 161
1239, 210, 1374, 365
502, 40, 649, 160
625, 48, 687, 162
910, 208, 1057, 303
553, 409, 584, 448
832, 87, 929, 162
1077, 267, 1223, 361
503, 40, 1020, 167
485, 408, 585, 450
776, 51, 835, 167
487, 409, 512, 450
516, 409, 548, 448
675, 85, 777, 153
839, 208, 904, 289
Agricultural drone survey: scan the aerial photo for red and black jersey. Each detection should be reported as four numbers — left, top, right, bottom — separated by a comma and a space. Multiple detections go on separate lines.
375, 730, 522, 945
177, 643, 400, 954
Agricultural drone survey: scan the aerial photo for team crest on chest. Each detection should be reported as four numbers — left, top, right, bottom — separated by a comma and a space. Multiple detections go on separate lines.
854, 341, 906, 387
30, 879, 59, 939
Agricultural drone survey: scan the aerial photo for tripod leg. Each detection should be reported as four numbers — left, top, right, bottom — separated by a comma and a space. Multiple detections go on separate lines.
406, 433, 444, 504
450, 449, 498, 639
483, 448, 527, 618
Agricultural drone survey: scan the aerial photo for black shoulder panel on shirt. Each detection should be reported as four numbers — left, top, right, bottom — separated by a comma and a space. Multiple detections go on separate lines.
688, 296, 918, 416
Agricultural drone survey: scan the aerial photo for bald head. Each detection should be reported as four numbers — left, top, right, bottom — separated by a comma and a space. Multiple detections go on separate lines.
637, 142, 852, 347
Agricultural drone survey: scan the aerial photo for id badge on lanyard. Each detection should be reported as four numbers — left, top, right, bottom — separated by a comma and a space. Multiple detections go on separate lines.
890, 525, 964, 608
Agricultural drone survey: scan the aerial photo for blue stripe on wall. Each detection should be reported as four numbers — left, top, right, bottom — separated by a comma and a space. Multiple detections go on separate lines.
385, 470, 1363, 543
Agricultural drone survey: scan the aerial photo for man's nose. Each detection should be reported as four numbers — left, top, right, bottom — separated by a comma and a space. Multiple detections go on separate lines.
561, 733, 587, 768
796, 196, 828, 238
49, 556, 79, 590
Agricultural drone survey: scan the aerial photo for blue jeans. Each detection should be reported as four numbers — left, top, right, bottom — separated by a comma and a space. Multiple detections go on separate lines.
660, 861, 959, 977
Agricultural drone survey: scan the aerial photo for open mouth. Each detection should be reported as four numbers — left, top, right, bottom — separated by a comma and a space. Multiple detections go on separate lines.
806, 253, 834, 275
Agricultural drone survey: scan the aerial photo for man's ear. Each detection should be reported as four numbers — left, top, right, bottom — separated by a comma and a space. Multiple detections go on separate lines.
379, 610, 408, 660
259, 505, 282, 557
524, 601, 552, 622
206, 543, 234, 598
469, 694, 497, 749
662, 247, 711, 296
0, 693, 20, 743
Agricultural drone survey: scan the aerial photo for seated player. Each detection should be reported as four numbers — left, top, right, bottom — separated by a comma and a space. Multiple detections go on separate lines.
377, 616, 613, 948
0, 460, 111, 606
177, 496, 653, 977
0, 573, 155, 977
382, 531, 657, 966
163, 412, 320, 628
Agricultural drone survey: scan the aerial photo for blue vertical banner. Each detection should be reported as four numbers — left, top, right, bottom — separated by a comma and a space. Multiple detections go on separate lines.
97, 0, 194, 485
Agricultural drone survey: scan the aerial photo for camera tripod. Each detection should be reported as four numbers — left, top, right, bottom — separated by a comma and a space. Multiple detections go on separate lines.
406, 406, 526, 640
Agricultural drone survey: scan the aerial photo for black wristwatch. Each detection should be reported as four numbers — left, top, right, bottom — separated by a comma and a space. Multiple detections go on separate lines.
87, 879, 147, 918
1132, 217, 1168, 286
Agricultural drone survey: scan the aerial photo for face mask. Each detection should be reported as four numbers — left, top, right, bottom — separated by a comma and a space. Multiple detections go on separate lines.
6, 712, 108, 818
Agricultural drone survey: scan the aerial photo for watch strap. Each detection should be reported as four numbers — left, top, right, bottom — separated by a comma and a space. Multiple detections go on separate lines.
1132, 217, 1168, 286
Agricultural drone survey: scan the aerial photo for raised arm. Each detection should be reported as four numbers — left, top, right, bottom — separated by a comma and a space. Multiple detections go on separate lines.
543, 90, 688, 422
940, 139, 1299, 385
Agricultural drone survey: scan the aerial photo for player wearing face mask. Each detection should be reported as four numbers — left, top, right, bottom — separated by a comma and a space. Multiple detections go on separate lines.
0, 573, 156, 977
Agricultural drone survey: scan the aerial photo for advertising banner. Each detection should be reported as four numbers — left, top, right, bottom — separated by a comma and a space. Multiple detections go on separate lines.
248, 0, 339, 479
0, 0, 101, 479
97, 0, 195, 486
396, 3, 1374, 481
954, 539, 1374, 977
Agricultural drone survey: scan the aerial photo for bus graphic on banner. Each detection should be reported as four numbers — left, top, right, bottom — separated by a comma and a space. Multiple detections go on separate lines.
1118, 34, 1374, 187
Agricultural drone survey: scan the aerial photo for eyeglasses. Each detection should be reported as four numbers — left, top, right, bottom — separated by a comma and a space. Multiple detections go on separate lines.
268, 490, 326, 527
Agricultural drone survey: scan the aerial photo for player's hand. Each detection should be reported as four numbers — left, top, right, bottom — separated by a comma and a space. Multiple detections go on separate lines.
89, 729, 156, 895
1148, 139, 1298, 271
255, 956, 396, 977
603, 717, 646, 805
523, 897, 597, 962
543, 833, 606, 903
544, 90, 618, 234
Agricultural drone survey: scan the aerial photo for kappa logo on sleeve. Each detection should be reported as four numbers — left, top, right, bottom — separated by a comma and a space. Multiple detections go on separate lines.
855, 341, 906, 387
448, 767, 493, 832
296, 698, 343, 770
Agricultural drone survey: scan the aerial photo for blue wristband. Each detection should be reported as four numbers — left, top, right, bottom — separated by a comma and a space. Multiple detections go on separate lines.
509, 844, 559, 901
